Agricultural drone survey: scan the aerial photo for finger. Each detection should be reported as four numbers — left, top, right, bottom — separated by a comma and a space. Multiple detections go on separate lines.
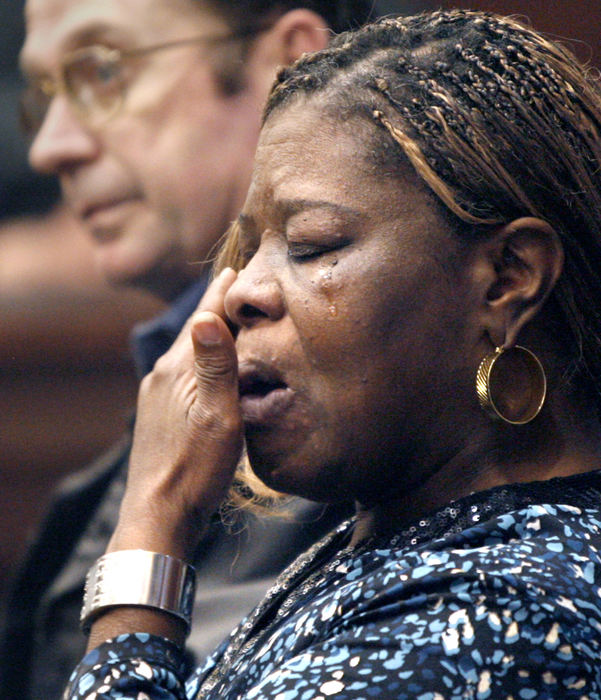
199, 268, 239, 338
170, 267, 238, 358
195, 267, 237, 322
189, 310, 242, 506
190, 310, 240, 422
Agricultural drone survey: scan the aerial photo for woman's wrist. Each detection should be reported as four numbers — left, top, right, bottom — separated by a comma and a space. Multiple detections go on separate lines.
107, 502, 211, 562
86, 605, 190, 651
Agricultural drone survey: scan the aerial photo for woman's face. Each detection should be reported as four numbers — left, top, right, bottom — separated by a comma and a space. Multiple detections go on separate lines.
224, 99, 484, 505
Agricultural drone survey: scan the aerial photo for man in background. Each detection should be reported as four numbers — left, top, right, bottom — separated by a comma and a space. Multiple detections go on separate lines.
0, 1, 373, 697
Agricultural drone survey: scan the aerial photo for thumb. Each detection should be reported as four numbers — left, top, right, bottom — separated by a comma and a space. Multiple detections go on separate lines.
189, 311, 240, 420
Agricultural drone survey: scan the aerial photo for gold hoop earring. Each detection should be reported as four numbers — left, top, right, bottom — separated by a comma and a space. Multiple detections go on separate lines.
476, 345, 546, 425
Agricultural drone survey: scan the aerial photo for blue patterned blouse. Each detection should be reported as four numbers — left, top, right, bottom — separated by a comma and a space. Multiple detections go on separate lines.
64, 470, 601, 699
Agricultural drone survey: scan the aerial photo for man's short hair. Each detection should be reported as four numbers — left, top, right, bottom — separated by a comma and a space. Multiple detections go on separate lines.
204, 0, 375, 35
200, 0, 374, 95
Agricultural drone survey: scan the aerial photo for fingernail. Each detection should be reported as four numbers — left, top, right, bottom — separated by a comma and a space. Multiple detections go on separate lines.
220, 267, 236, 283
197, 316, 222, 346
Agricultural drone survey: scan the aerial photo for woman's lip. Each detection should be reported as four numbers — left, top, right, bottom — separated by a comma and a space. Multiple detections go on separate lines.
238, 360, 294, 426
238, 360, 286, 395
240, 386, 295, 427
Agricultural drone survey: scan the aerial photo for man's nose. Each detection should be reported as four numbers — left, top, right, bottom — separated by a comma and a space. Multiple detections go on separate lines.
29, 96, 99, 175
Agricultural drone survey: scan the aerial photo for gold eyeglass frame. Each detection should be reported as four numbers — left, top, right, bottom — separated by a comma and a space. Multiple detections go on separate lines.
20, 26, 266, 138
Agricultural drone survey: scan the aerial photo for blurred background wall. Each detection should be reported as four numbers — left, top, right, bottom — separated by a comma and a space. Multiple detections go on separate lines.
1, 0, 601, 608
0, 0, 164, 607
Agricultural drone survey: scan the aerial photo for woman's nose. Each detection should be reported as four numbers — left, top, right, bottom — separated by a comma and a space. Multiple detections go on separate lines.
224, 256, 285, 329
29, 97, 99, 175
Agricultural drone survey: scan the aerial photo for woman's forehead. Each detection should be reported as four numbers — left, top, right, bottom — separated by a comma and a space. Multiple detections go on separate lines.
254, 99, 429, 212
240, 102, 457, 263
250, 104, 373, 210
256, 99, 385, 186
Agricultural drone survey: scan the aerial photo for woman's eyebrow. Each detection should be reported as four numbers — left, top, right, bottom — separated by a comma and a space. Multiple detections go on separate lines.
236, 199, 362, 234
274, 198, 361, 219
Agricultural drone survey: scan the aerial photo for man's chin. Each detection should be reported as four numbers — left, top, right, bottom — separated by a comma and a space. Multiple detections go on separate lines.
92, 249, 152, 292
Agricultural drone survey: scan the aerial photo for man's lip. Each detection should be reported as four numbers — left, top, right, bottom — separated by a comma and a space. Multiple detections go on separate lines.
79, 197, 134, 223
77, 198, 136, 240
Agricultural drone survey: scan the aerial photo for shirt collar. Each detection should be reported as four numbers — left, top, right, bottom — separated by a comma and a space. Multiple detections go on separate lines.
130, 275, 210, 378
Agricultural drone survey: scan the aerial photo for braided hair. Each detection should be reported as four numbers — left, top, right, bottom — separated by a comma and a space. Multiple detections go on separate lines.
219, 9, 601, 411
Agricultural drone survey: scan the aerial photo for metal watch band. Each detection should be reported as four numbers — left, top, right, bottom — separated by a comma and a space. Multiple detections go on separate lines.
80, 549, 196, 635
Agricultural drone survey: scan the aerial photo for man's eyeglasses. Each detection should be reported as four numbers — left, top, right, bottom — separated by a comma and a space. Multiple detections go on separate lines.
20, 30, 261, 140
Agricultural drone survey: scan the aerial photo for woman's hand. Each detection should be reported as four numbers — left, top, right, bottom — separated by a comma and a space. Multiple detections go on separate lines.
108, 268, 243, 561
84, 270, 244, 650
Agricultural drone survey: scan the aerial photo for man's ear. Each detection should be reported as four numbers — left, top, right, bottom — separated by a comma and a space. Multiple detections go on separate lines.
481, 217, 564, 348
251, 9, 330, 80
271, 9, 331, 64
244, 9, 330, 97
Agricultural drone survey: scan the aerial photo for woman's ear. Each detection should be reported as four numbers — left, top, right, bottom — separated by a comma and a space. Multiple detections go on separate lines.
481, 217, 564, 348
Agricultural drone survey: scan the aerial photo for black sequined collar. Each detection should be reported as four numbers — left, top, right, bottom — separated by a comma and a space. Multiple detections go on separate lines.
196, 468, 601, 698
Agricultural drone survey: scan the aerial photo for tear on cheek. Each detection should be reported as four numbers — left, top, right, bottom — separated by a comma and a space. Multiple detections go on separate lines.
317, 266, 344, 301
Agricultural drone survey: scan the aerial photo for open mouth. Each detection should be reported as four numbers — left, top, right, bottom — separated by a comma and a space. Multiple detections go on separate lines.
239, 374, 287, 399
238, 364, 294, 426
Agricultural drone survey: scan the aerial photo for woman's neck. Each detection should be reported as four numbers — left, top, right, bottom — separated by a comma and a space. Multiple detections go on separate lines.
350, 394, 601, 547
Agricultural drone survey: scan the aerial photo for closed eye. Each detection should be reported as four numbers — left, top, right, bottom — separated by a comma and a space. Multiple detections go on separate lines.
287, 243, 325, 260
287, 240, 349, 261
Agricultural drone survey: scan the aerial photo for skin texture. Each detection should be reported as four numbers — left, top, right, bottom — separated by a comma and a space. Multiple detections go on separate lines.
20, 0, 329, 300
89, 98, 596, 649
226, 103, 483, 505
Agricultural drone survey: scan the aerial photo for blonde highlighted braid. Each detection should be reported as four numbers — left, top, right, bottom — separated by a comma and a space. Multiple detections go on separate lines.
218, 10, 601, 417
